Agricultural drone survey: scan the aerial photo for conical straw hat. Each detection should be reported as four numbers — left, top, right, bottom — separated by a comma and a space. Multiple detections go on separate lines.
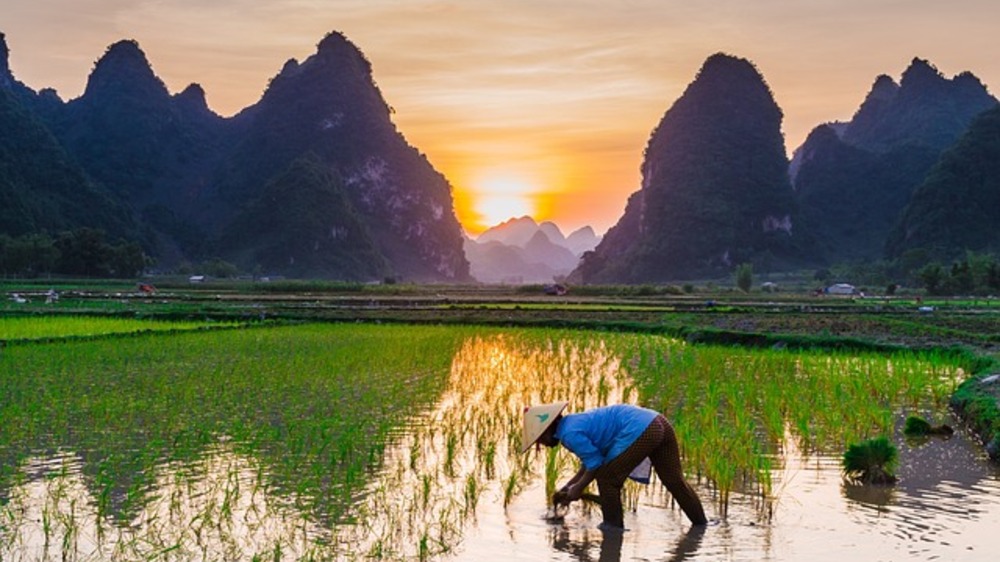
521, 401, 569, 453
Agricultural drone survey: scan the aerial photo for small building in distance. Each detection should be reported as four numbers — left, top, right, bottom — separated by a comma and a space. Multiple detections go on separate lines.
825, 283, 857, 296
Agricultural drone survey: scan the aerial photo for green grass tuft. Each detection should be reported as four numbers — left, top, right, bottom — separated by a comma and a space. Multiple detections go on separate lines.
843, 436, 898, 484
904, 415, 933, 436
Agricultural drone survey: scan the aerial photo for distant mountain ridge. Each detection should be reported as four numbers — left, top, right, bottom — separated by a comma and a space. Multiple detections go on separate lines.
0, 31, 469, 282
464, 216, 600, 283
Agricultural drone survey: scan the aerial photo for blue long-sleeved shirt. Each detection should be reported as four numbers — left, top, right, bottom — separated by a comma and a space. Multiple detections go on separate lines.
553, 404, 658, 471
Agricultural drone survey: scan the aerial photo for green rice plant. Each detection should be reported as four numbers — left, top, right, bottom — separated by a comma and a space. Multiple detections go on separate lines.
624, 335, 962, 509
503, 472, 518, 508
444, 431, 458, 477
482, 440, 497, 480
0, 323, 474, 559
544, 447, 560, 502
409, 439, 421, 471
0, 315, 233, 342
418, 532, 430, 562
842, 436, 898, 485
463, 474, 480, 515
0, 321, 973, 559
422, 473, 432, 509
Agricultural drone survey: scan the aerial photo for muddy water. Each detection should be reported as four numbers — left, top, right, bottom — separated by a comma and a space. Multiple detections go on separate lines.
374, 333, 1000, 561
348, 333, 1000, 561
451, 422, 1000, 561
3, 331, 999, 561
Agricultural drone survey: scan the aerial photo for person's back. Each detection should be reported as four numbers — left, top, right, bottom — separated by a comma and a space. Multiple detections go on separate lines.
556, 404, 657, 470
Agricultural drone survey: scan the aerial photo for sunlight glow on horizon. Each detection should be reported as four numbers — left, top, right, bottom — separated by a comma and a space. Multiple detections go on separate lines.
459, 173, 540, 234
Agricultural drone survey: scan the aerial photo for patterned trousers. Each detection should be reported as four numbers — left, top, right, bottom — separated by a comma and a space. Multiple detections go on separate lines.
594, 415, 707, 527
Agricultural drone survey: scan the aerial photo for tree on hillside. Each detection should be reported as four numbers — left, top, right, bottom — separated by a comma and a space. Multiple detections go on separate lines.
735, 263, 753, 293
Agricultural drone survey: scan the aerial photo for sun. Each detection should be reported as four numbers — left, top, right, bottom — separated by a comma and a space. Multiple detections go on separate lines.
468, 175, 538, 230
474, 194, 534, 228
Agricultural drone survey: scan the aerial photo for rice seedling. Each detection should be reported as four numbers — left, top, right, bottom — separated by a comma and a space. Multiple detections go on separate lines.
503, 472, 519, 508
462, 474, 481, 515
0, 315, 233, 342
624, 335, 965, 510
842, 437, 899, 485
0, 323, 471, 560
0, 320, 971, 560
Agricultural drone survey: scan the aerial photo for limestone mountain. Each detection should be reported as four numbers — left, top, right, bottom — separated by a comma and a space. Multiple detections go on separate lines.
573, 53, 801, 283
46, 39, 221, 204
34, 39, 226, 264
476, 216, 547, 248
886, 106, 1000, 260
463, 233, 577, 284
0, 35, 137, 240
0, 31, 469, 281
215, 32, 469, 281
792, 59, 997, 264
843, 59, 996, 153
792, 125, 940, 263
564, 226, 601, 257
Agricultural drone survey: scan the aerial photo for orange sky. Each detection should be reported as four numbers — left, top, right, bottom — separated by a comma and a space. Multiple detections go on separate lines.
4, 1, 1000, 235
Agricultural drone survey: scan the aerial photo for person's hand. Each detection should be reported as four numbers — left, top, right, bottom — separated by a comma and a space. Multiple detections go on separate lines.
553, 488, 570, 506
553, 484, 582, 506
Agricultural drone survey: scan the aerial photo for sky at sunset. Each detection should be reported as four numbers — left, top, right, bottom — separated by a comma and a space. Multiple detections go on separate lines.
4, 1, 1000, 235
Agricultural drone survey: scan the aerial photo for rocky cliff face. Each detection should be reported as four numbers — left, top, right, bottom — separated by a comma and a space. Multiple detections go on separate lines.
573, 53, 801, 283
793, 59, 997, 264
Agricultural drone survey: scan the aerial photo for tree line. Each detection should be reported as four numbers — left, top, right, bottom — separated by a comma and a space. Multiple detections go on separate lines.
0, 228, 148, 278
809, 250, 1000, 296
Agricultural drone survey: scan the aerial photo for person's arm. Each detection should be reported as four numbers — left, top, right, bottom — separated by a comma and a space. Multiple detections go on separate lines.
555, 466, 597, 505
564, 469, 597, 501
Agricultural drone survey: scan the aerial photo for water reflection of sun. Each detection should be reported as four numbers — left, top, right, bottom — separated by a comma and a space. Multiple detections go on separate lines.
338, 331, 641, 559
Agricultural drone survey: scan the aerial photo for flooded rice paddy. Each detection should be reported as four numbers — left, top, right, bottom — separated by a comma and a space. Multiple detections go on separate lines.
1, 322, 998, 561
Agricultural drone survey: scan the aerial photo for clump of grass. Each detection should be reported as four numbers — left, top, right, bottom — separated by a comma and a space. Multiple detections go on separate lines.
843, 436, 898, 485
904, 415, 954, 437
904, 415, 933, 436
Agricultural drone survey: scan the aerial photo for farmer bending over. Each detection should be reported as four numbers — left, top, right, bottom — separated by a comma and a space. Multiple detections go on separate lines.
523, 402, 707, 528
